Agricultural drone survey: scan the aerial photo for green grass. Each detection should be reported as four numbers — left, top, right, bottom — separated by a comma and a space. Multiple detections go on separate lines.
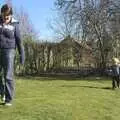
0, 76, 120, 120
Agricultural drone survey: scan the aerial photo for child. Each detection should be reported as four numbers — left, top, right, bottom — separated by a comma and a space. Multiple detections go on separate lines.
111, 57, 120, 89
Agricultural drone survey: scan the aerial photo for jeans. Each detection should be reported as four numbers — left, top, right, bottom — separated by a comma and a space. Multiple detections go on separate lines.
112, 75, 120, 89
0, 49, 15, 102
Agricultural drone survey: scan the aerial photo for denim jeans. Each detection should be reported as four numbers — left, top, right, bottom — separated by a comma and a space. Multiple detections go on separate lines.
0, 49, 15, 103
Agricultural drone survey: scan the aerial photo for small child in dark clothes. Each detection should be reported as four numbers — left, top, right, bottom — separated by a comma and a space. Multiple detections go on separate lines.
111, 58, 120, 89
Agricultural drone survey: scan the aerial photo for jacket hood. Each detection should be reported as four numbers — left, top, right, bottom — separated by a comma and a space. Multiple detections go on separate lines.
11, 17, 19, 24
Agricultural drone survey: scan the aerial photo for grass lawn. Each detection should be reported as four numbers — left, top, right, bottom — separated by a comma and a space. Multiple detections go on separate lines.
0, 76, 120, 120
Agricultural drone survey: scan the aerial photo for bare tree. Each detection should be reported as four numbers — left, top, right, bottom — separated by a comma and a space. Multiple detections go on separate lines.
49, 11, 76, 40
14, 7, 38, 40
54, 0, 120, 69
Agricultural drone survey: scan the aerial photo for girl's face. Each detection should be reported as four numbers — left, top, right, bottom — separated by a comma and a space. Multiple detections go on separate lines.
1, 13, 12, 24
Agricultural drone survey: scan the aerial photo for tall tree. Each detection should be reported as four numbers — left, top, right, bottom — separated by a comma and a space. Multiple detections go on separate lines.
54, 0, 120, 68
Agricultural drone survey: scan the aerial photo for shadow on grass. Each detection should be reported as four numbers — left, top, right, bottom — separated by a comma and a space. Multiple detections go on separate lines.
16, 74, 112, 81
61, 85, 113, 90
0, 103, 5, 106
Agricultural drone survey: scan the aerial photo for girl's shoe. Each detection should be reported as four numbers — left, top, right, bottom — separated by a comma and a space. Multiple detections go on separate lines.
4, 102, 12, 106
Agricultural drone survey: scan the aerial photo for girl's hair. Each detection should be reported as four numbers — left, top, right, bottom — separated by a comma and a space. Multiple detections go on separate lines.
1, 4, 13, 15
112, 57, 120, 64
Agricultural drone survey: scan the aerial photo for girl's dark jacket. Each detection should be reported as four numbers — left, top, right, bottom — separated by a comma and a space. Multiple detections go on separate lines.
0, 16, 25, 64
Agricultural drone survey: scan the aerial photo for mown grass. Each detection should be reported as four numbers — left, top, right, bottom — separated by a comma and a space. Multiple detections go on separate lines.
0, 76, 120, 120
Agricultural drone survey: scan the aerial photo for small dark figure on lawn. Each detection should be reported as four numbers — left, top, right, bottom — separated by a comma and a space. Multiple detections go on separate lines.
111, 57, 120, 89
0, 4, 25, 106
